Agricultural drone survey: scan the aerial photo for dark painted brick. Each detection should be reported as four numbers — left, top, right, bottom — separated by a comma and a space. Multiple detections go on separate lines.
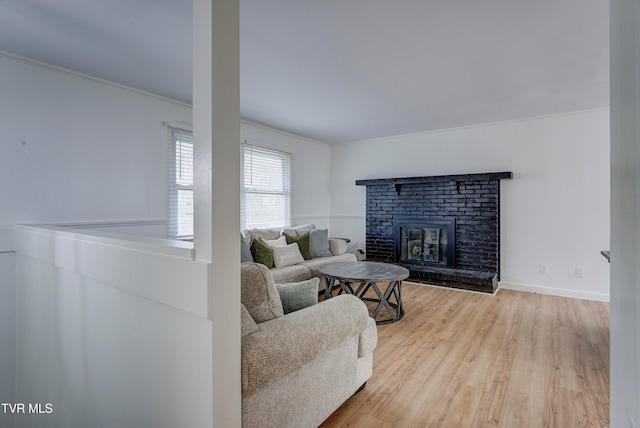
359, 172, 512, 292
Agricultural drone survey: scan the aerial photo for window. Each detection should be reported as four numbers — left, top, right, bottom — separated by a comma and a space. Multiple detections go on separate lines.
241, 144, 292, 230
167, 126, 194, 239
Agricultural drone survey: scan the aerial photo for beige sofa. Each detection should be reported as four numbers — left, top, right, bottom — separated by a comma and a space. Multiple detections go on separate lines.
242, 225, 357, 287
241, 262, 377, 428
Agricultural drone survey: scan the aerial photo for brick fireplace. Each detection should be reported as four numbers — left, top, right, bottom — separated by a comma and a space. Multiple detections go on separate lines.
356, 172, 513, 293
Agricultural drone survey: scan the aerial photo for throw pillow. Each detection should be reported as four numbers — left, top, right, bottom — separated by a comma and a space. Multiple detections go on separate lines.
241, 234, 254, 263
250, 237, 274, 268
300, 228, 332, 258
328, 238, 348, 256
272, 243, 305, 268
275, 277, 320, 314
264, 236, 287, 247
284, 232, 312, 260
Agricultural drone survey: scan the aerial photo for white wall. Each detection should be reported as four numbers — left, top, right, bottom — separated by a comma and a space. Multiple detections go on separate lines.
241, 121, 332, 228
0, 52, 192, 226
329, 109, 610, 301
610, 0, 640, 425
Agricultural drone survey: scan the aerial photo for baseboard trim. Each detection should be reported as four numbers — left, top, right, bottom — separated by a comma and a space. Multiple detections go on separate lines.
499, 281, 610, 302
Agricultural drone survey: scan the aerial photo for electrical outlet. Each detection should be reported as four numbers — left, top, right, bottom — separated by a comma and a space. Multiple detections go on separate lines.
539, 264, 548, 274
630, 416, 637, 428
575, 267, 585, 278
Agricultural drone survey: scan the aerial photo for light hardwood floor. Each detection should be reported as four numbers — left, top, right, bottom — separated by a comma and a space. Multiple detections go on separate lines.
320, 282, 610, 428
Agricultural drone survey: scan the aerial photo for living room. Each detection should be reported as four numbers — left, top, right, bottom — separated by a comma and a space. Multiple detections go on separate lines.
0, 1, 637, 427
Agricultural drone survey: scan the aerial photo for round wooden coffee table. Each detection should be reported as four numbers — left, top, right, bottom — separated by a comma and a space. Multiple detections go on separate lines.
319, 261, 410, 324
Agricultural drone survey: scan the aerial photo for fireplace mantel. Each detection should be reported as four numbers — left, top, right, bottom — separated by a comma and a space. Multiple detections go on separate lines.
356, 171, 513, 187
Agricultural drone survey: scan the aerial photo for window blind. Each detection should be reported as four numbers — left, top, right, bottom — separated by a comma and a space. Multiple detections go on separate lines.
167, 126, 194, 239
241, 144, 292, 230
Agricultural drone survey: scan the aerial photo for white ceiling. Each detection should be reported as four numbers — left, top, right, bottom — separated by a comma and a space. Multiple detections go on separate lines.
0, 0, 609, 144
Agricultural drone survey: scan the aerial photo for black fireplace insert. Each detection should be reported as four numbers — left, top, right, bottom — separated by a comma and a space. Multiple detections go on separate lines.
394, 217, 456, 268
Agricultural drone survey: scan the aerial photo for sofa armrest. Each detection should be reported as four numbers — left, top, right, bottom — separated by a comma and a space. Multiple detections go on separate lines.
329, 238, 348, 256
359, 317, 378, 357
241, 294, 370, 396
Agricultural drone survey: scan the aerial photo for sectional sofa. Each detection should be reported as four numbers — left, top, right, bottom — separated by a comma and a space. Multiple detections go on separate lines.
241, 224, 356, 289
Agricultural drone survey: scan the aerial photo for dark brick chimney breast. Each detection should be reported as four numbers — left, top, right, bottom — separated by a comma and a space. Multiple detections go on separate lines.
356, 172, 513, 293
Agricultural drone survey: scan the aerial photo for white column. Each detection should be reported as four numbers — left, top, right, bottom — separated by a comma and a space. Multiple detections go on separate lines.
610, 0, 640, 426
193, 0, 241, 426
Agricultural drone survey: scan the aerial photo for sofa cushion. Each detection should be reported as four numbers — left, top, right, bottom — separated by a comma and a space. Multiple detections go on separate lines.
275, 277, 319, 314
241, 234, 254, 263
300, 228, 332, 258
284, 232, 311, 260
282, 224, 315, 237
241, 263, 284, 323
270, 265, 312, 284
241, 303, 259, 337
272, 243, 305, 268
250, 237, 274, 268
244, 228, 281, 245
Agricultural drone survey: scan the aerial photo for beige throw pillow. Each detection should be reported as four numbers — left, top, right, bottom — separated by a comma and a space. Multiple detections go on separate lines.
264, 236, 287, 247
272, 243, 305, 268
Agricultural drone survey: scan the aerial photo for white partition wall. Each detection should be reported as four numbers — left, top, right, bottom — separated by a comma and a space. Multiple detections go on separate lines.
13, 226, 213, 428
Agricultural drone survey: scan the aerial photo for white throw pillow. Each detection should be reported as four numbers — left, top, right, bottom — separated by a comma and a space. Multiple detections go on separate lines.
264, 236, 287, 247
272, 243, 305, 268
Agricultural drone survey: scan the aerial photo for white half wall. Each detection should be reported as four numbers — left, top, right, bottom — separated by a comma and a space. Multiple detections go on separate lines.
329, 109, 610, 301
241, 121, 332, 229
12, 226, 212, 428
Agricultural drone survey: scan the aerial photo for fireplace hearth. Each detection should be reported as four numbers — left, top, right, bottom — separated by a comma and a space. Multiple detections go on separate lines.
356, 172, 513, 293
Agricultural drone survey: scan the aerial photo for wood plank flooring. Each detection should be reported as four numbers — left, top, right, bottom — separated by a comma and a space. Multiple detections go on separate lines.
320, 282, 610, 428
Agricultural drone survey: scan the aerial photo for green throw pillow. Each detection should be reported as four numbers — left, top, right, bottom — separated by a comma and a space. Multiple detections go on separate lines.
275, 277, 319, 314
284, 232, 312, 260
250, 237, 274, 268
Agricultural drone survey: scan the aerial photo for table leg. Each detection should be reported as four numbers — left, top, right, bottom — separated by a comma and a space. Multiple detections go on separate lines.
338, 279, 355, 295
369, 280, 404, 324
353, 281, 368, 297
323, 276, 334, 300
